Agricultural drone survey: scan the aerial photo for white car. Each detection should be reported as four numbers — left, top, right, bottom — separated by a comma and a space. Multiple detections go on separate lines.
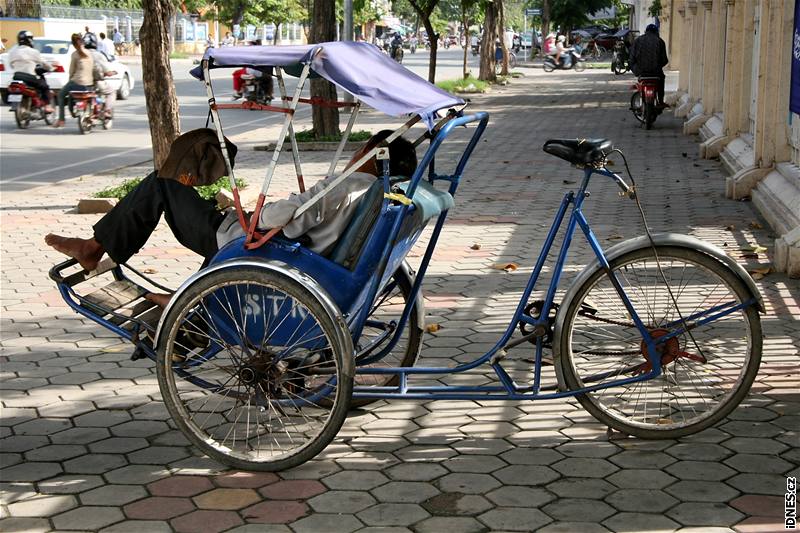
0, 38, 135, 104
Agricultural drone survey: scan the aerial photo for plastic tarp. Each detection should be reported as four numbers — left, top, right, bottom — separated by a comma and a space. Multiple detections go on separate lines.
190, 41, 464, 129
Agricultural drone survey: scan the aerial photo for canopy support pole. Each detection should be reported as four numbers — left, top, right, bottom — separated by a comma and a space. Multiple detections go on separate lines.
326, 101, 361, 178
275, 67, 306, 193
293, 114, 420, 220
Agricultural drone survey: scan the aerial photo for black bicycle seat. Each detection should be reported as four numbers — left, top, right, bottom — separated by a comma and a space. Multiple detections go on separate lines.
543, 138, 613, 166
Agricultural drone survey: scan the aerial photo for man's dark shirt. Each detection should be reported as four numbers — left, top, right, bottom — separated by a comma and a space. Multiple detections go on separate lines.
630, 32, 668, 76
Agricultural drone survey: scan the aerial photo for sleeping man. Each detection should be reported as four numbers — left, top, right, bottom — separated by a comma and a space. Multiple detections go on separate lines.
45, 128, 417, 305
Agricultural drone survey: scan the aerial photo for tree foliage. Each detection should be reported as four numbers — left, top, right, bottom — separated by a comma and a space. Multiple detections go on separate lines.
406, 0, 441, 82
547, 0, 613, 32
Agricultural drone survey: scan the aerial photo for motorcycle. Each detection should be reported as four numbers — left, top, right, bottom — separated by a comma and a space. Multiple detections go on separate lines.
391, 44, 404, 63
241, 73, 273, 105
630, 77, 663, 130
409, 39, 417, 54
69, 90, 112, 134
612, 40, 630, 75
542, 49, 586, 72
8, 79, 55, 129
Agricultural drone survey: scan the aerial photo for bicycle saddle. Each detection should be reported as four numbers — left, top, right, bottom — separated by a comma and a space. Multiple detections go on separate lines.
543, 138, 613, 166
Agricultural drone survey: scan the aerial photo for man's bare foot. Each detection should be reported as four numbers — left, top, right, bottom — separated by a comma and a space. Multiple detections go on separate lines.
44, 234, 104, 271
145, 293, 173, 308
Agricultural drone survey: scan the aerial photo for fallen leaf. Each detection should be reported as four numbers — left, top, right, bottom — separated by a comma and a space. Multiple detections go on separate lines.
607, 234, 624, 241
492, 262, 519, 272
470, 243, 481, 250
101, 346, 127, 353
749, 267, 771, 280
562, 180, 575, 185
724, 224, 735, 231
749, 221, 763, 230
143, 268, 158, 274
425, 324, 442, 333
606, 160, 615, 166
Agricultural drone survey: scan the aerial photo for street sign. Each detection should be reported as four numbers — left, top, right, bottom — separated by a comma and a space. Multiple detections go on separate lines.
525, 8, 542, 16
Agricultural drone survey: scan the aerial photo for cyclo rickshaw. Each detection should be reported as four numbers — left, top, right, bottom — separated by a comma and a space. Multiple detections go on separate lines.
50, 42, 764, 471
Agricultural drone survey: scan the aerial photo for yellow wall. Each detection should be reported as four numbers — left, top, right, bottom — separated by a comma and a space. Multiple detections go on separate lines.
0, 19, 46, 48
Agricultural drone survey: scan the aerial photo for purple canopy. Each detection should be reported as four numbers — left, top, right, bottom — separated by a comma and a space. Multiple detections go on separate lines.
190, 41, 464, 129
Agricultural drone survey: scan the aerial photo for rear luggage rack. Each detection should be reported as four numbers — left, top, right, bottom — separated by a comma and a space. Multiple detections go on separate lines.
49, 258, 171, 361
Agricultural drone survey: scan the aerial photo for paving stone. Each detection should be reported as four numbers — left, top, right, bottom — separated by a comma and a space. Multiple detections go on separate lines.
666, 443, 732, 462
499, 447, 564, 465
0, 461, 62, 482
80, 484, 148, 506
52, 506, 125, 530
664, 480, 740, 503
38, 474, 104, 494
386, 462, 448, 481
539, 522, 611, 533
0, 435, 49, 453
609, 450, 677, 469
242, 500, 308, 524
726, 473, 788, 496
394, 445, 458, 462
357, 503, 430, 527
421, 492, 493, 516
723, 453, 793, 474
667, 502, 744, 527
193, 488, 260, 510
492, 464, 561, 486
24, 444, 87, 462
38, 400, 96, 418
542, 498, 616, 522
13, 417, 72, 435
109, 420, 170, 438
63, 453, 127, 474
127, 446, 190, 465
322, 471, 389, 491
335, 451, 400, 471
551, 457, 618, 478
486, 485, 556, 507
0, 482, 36, 505
124, 496, 195, 520
370, 481, 440, 503
665, 460, 736, 481
556, 441, 620, 458
290, 513, 364, 533
170, 509, 244, 533
415, 516, 486, 533
308, 490, 376, 513
148, 475, 215, 497
104, 464, 171, 485
89, 437, 149, 454
0, 452, 21, 468
607, 468, 678, 490
0, 517, 51, 533
602, 512, 681, 532
168, 456, 228, 476
50, 426, 110, 445
605, 488, 680, 513
732, 516, 786, 532
478, 507, 553, 531
451, 438, 514, 456
438, 472, 502, 494
277, 461, 341, 480
214, 471, 279, 488
441, 454, 506, 473
718, 421, 782, 438
99, 519, 174, 532
720, 437, 789, 455
258, 479, 327, 500
8, 494, 77, 517
226, 526, 292, 533
74, 410, 132, 427
729, 495, 785, 517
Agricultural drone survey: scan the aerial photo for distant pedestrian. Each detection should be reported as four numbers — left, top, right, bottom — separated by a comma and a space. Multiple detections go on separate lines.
221, 32, 235, 47
112, 28, 124, 55
98, 31, 115, 59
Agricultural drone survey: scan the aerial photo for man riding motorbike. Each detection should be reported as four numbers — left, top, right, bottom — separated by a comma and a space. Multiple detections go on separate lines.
630, 24, 669, 108
390, 33, 404, 61
83, 33, 117, 119
8, 30, 55, 113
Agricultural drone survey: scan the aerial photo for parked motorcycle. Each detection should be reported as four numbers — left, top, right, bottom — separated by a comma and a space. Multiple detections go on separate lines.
630, 77, 663, 129
542, 49, 586, 72
612, 40, 630, 75
69, 90, 112, 134
8, 80, 55, 129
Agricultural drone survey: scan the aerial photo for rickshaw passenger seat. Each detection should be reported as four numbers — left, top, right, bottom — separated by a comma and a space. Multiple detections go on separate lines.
328, 178, 454, 270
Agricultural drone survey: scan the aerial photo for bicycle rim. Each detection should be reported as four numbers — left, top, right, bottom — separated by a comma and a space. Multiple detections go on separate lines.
559, 247, 761, 438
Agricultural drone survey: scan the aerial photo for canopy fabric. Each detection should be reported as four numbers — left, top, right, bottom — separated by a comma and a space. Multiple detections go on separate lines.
190, 41, 464, 129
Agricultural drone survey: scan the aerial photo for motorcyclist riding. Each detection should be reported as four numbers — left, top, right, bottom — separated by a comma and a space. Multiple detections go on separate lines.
8, 30, 55, 112
390, 33, 403, 61
83, 32, 118, 119
630, 24, 669, 108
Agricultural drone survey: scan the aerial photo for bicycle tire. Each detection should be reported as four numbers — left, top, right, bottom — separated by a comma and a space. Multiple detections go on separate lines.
630, 92, 644, 123
557, 246, 762, 439
156, 265, 354, 471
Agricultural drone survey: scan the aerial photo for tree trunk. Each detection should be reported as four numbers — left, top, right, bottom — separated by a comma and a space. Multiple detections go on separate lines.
461, 7, 469, 79
275, 23, 281, 44
421, 15, 437, 83
497, 0, 508, 76
140, 0, 181, 169
541, 0, 550, 39
478, 0, 497, 81
310, 0, 339, 139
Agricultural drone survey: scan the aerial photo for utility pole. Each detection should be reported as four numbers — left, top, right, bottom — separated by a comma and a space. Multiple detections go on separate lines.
343, 0, 354, 109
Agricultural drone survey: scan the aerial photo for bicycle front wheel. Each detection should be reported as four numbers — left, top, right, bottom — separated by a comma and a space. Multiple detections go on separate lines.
558, 246, 761, 439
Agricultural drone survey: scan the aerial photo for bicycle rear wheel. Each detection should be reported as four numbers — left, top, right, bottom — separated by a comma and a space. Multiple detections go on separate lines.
557, 246, 761, 439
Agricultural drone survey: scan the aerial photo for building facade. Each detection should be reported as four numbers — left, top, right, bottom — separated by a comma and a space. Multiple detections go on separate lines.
661, 0, 800, 277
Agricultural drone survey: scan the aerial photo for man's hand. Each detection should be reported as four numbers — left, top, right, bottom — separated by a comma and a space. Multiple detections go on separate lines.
104, 71, 117, 77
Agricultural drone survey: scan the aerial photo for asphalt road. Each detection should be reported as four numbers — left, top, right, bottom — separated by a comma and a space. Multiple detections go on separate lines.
0, 47, 479, 192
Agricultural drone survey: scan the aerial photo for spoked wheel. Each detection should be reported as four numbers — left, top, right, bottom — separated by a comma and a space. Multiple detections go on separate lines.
348, 265, 423, 407
557, 246, 762, 439
630, 92, 645, 123
14, 97, 31, 129
156, 266, 354, 471
78, 109, 93, 134
613, 60, 627, 75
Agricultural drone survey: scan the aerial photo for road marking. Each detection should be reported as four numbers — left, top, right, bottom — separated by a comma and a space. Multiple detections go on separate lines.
2, 108, 311, 184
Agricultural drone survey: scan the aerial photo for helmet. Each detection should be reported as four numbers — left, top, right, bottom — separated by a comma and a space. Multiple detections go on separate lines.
646, 23, 659, 34
82, 32, 98, 49
546, 32, 556, 39
557, 35, 566, 42
17, 30, 34, 47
